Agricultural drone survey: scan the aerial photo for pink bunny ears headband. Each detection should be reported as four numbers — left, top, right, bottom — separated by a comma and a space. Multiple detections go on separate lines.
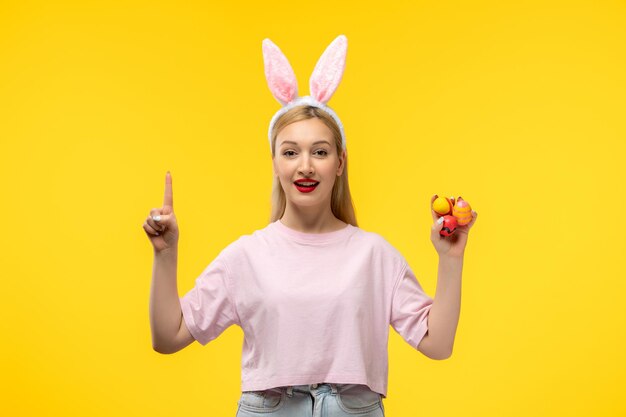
262, 34, 348, 152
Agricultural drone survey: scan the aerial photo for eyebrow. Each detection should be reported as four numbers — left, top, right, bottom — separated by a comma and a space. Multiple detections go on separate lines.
280, 140, 331, 147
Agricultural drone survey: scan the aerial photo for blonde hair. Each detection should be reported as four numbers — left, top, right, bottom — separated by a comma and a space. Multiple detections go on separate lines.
269, 105, 358, 227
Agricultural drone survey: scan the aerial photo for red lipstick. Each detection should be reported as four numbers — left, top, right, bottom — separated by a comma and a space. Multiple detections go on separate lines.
293, 179, 319, 193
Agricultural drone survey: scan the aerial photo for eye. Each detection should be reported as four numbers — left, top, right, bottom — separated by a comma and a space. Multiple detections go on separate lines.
283, 150, 296, 157
315, 150, 328, 156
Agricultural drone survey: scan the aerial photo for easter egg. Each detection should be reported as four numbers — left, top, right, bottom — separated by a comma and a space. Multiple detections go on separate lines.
452, 200, 473, 226
432, 196, 453, 215
439, 215, 458, 237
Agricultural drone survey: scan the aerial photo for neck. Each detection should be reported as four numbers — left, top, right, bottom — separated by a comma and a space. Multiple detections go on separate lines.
280, 201, 345, 233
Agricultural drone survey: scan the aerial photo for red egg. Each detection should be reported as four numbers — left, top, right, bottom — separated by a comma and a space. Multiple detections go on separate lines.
439, 215, 458, 237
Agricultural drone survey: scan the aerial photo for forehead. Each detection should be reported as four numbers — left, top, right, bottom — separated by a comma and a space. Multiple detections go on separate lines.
277, 118, 333, 147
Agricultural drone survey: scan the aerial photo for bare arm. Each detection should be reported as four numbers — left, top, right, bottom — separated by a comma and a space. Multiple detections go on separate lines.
145, 172, 195, 354
417, 255, 463, 360
149, 247, 194, 353
421, 195, 477, 360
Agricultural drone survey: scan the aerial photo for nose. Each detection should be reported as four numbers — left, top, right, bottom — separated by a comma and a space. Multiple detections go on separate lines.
298, 154, 314, 175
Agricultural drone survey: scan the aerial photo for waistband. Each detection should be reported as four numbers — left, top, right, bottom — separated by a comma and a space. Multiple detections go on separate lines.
284, 383, 338, 397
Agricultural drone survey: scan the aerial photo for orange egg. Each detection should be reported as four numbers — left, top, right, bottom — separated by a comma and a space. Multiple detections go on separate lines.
452, 200, 472, 226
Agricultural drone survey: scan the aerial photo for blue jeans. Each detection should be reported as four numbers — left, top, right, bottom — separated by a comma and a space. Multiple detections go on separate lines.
236, 383, 385, 417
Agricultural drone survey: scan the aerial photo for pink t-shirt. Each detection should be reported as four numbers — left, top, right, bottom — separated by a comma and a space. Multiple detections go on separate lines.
179, 219, 433, 398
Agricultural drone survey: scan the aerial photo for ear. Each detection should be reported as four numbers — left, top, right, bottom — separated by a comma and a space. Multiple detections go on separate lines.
310, 34, 348, 104
336, 149, 346, 176
262, 38, 299, 105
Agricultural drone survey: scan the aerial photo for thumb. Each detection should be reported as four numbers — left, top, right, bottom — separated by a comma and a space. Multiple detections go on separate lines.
432, 216, 445, 234
152, 213, 174, 230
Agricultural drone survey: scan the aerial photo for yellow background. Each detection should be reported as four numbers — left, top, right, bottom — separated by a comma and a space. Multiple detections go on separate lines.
1, 0, 624, 416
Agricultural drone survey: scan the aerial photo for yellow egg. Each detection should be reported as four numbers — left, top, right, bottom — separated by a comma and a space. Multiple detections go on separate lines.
432, 196, 452, 215
452, 200, 472, 225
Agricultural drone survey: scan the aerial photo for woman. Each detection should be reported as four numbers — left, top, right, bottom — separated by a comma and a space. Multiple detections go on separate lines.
145, 35, 477, 417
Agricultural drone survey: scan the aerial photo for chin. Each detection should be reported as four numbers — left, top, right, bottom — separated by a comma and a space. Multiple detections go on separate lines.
288, 190, 329, 205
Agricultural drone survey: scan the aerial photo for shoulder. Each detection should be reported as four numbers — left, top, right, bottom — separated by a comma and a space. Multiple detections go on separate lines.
215, 223, 273, 260
355, 227, 409, 287
354, 227, 406, 264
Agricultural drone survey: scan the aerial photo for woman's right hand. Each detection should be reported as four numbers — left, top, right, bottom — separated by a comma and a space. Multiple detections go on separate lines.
143, 171, 179, 253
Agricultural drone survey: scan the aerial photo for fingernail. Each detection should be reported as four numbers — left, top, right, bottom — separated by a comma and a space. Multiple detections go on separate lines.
153, 215, 161, 222
437, 217, 444, 224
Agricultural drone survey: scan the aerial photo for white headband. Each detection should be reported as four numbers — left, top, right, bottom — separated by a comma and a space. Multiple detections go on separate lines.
262, 35, 348, 152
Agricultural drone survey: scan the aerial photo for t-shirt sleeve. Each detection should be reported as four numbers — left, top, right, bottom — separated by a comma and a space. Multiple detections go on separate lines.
179, 254, 240, 346
390, 262, 434, 350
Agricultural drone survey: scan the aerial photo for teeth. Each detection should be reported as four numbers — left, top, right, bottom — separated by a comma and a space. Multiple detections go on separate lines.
296, 182, 317, 186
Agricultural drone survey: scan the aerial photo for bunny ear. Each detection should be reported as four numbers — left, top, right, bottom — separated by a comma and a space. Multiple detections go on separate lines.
262, 38, 299, 105
309, 34, 348, 104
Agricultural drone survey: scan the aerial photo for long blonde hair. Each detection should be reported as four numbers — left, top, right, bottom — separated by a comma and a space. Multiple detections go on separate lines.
269, 105, 358, 227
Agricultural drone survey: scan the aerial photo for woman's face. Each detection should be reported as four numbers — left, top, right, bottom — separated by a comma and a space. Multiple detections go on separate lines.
273, 117, 346, 209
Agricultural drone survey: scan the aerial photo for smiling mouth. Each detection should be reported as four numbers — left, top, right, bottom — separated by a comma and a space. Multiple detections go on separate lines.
293, 182, 319, 193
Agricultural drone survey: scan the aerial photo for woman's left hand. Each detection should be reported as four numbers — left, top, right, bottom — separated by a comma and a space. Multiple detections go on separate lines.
430, 195, 478, 259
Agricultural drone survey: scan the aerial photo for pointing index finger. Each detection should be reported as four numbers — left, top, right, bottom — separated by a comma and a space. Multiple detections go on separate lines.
163, 171, 173, 210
